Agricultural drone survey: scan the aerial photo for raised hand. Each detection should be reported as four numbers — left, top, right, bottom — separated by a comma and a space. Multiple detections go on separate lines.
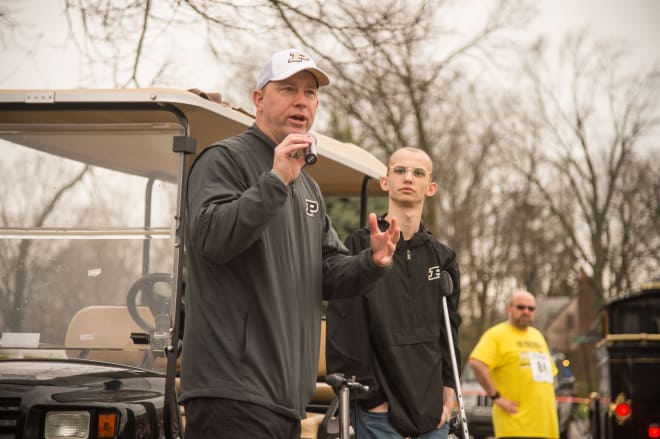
368, 213, 400, 268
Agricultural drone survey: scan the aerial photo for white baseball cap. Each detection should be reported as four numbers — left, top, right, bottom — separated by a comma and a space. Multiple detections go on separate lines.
256, 48, 330, 90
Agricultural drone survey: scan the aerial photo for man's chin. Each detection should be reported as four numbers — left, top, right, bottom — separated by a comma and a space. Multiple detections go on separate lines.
285, 122, 310, 133
514, 319, 532, 329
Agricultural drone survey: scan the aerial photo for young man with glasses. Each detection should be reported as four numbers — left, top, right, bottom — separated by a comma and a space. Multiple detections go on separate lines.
327, 146, 462, 438
469, 290, 560, 439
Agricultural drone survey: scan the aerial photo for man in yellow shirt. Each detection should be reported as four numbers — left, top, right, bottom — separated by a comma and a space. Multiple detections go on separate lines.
469, 290, 559, 439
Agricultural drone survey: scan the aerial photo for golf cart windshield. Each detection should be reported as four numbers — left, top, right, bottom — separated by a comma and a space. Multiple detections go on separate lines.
0, 122, 180, 373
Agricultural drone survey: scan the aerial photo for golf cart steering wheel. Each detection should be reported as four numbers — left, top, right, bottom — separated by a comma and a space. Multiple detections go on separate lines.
126, 273, 173, 333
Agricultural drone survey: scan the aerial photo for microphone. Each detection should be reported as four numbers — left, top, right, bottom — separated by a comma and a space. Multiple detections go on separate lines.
304, 133, 318, 165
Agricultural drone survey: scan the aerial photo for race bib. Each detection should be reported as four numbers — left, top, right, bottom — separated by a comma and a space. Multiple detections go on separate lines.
529, 352, 554, 383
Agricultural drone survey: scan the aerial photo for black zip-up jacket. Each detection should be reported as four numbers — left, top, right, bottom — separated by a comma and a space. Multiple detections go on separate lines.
326, 216, 461, 435
181, 125, 388, 420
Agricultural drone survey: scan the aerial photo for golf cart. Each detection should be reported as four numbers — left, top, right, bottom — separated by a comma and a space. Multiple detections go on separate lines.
0, 88, 385, 439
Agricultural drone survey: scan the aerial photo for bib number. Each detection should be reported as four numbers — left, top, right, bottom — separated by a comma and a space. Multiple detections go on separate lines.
529, 352, 553, 383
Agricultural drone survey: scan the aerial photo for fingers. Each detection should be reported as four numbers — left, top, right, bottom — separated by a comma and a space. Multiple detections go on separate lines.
368, 213, 394, 268
386, 216, 400, 243
278, 134, 313, 159
272, 134, 312, 183
367, 212, 379, 234
438, 406, 451, 428
502, 399, 519, 414
368, 213, 400, 246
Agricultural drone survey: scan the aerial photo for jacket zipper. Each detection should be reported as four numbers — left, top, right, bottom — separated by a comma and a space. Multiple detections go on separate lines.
406, 248, 416, 311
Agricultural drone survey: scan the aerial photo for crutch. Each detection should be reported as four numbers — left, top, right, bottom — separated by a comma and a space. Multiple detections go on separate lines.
326, 373, 369, 439
439, 271, 470, 439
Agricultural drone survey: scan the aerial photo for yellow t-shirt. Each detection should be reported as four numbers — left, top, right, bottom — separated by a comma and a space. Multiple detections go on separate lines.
470, 322, 559, 439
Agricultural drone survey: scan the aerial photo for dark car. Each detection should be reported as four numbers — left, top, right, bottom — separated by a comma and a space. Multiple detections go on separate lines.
588, 280, 660, 439
0, 88, 386, 439
461, 351, 575, 439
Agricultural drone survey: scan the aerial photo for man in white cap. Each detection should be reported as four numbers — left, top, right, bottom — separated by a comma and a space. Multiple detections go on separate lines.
181, 48, 401, 438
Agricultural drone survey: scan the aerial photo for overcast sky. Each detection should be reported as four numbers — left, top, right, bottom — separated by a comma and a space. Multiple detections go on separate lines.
534, 0, 659, 59
1, 0, 658, 90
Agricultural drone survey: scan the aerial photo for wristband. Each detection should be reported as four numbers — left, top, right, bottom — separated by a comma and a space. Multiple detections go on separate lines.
490, 391, 501, 400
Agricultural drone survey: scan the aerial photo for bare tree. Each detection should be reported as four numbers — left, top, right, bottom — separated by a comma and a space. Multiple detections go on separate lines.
609, 155, 660, 293
0, 4, 13, 47
1, 1, 49, 85
0, 161, 89, 331
505, 33, 660, 303
61, 0, 273, 87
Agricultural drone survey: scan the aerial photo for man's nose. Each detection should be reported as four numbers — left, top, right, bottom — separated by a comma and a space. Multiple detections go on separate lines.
293, 90, 309, 106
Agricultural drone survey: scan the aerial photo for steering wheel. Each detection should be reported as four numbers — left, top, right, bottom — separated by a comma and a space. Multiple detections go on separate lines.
126, 273, 173, 333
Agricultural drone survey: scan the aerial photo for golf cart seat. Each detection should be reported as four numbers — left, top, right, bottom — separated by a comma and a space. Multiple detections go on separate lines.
64, 305, 157, 367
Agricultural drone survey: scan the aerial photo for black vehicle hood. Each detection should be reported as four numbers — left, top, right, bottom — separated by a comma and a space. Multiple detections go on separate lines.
0, 359, 164, 403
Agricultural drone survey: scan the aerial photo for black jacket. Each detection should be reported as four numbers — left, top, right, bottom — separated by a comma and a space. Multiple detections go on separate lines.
326, 216, 461, 435
181, 125, 387, 420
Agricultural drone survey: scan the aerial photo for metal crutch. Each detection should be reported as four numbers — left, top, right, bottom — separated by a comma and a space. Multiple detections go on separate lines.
439, 271, 470, 439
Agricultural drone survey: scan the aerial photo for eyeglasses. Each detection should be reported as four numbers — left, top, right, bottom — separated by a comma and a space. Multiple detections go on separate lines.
389, 165, 429, 178
515, 305, 536, 312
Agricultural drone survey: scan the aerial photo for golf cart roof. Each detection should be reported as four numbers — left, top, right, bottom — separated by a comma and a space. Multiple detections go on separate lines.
0, 88, 386, 196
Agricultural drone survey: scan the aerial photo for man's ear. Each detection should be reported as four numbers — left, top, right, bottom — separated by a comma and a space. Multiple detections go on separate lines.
379, 175, 390, 192
252, 89, 264, 112
425, 181, 438, 197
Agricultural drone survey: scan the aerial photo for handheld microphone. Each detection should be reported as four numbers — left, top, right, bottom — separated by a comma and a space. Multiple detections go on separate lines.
304, 133, 318, 165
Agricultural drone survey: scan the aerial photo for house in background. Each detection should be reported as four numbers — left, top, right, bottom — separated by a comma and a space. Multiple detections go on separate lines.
543, 297, 577, 353
542, 273, 601, 394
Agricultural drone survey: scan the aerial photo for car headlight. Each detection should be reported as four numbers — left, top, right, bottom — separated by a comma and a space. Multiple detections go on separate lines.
44, 411, 90, 439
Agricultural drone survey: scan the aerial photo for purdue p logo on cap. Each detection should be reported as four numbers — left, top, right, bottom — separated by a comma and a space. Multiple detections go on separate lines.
288, 51, 311, 64
256, 48, 330, 90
